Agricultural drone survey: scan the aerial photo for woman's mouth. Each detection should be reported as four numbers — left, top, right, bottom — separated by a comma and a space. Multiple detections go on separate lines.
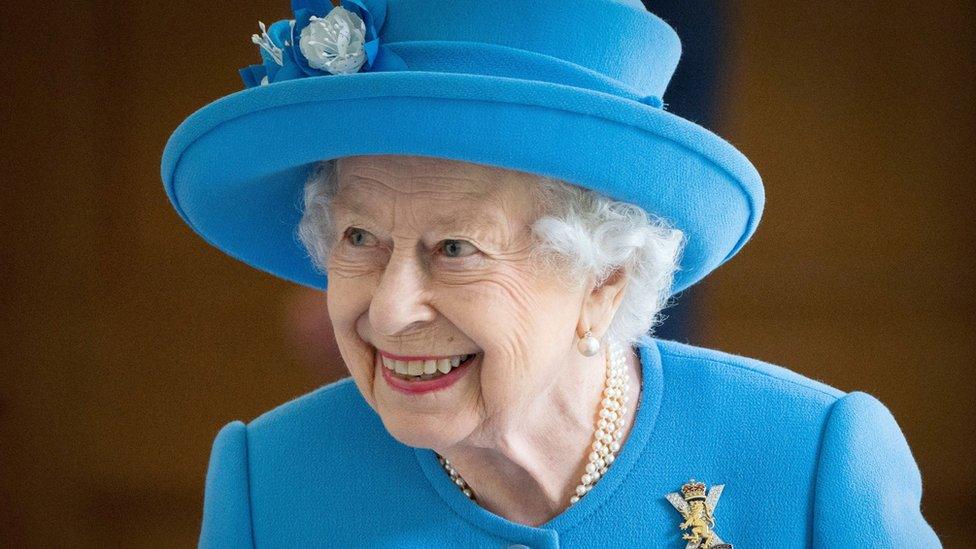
378, 352, 479, 394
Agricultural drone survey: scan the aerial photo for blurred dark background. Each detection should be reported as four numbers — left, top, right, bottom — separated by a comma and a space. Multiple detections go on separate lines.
1, 1, 972, 546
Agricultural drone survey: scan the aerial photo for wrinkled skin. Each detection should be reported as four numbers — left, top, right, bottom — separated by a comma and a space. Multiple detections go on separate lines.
325, 154, 642, 526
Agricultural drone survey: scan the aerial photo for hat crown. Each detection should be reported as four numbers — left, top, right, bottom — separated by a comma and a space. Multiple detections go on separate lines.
377, 0, 682, 104
164, 0, 763, 296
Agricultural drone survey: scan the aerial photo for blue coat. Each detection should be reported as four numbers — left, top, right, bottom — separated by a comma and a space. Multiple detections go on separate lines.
199, 338, 941, 547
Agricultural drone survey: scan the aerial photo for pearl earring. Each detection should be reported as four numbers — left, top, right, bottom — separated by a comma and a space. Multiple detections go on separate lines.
577, 329, 601, 357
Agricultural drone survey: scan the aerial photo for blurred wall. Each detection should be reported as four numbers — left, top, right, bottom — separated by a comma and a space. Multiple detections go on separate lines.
698, 4, 974, 546
1, 1, 972, 546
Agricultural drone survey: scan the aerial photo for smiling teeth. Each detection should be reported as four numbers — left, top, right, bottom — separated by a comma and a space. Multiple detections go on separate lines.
382, 354, 471, 379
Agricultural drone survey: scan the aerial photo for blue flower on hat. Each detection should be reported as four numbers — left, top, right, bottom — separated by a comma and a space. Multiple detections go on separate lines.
240, 0, 406, 89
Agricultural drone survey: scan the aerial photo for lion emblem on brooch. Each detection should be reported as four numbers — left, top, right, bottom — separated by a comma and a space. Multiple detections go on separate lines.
665, 479, 732, 549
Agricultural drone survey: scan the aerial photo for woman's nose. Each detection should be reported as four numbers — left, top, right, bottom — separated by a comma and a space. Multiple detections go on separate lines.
368, 246, 436, 337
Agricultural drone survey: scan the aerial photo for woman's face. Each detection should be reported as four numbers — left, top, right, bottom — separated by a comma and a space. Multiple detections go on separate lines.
326, 154, 589, 450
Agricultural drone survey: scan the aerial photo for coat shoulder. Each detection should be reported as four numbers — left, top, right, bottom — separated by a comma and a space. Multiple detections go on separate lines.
652, 337, 845, 406
232, 377, 420, 545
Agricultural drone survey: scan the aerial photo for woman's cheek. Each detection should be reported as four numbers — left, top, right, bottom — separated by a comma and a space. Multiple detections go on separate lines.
467, 281, 540, 360
429, 259, 492, 287
485, 268, 547, 324
328, 249, 382, 280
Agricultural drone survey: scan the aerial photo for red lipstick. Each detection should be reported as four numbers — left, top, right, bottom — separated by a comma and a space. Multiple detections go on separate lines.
378, 352, 478, 395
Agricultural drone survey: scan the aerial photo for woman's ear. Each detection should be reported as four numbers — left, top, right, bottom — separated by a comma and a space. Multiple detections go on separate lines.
576, 266, 628, 339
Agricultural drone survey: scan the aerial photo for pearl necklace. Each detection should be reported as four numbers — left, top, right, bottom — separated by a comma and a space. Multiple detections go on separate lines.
435, 338, 631, 507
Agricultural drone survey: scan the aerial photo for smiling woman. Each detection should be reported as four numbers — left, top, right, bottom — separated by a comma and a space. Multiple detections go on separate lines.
161, 0, 940, 546
294, 154, 683, 521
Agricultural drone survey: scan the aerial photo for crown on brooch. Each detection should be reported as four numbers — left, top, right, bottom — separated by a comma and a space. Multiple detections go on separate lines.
681, 479, 707, 502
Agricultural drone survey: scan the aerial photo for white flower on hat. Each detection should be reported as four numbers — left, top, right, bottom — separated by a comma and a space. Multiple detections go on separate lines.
251, 21, 285, 67
299, 6, 368, 75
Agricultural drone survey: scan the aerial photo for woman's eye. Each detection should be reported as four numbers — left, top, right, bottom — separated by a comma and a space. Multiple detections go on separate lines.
345, 227, 376, 247
440, 239, 478, 258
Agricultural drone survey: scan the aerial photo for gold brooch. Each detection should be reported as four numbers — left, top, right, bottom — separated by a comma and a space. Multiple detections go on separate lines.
665, 479, 732, 549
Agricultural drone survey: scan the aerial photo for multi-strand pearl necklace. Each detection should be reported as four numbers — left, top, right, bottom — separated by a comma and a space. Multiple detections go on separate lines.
435, 338, 631, 507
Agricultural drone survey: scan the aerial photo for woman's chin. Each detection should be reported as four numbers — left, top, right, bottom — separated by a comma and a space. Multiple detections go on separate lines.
369, 350, 481, 448
379, 416, 462, 449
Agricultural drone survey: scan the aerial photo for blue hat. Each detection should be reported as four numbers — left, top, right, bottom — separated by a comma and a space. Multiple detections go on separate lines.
160, 0, 764, 294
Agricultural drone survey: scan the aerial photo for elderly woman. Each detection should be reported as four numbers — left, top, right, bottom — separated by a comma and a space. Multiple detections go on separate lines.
161, 0, 940, 547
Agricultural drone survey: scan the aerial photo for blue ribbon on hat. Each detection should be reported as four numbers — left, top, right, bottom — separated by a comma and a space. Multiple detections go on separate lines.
240, 0, 407, 88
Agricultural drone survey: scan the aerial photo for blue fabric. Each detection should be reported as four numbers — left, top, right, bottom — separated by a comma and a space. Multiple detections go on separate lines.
199, 339, 940, 547
160, 0, 765, 296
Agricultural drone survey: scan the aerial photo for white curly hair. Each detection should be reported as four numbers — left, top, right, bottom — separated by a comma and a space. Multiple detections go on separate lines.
296, 158, 686, 349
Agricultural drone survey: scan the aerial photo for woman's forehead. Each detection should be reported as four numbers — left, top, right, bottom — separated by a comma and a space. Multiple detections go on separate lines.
331, 185, 532, 235
336, 155, 531, 192
331, 156, 544, 235
334, 156, 535, 207
332, 157, 539, 235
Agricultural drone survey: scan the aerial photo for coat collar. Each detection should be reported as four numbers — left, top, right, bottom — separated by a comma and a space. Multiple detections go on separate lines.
412, 340, 664, 546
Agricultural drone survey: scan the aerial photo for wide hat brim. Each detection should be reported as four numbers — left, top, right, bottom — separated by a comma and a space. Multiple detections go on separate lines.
161, 70, 764, 295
